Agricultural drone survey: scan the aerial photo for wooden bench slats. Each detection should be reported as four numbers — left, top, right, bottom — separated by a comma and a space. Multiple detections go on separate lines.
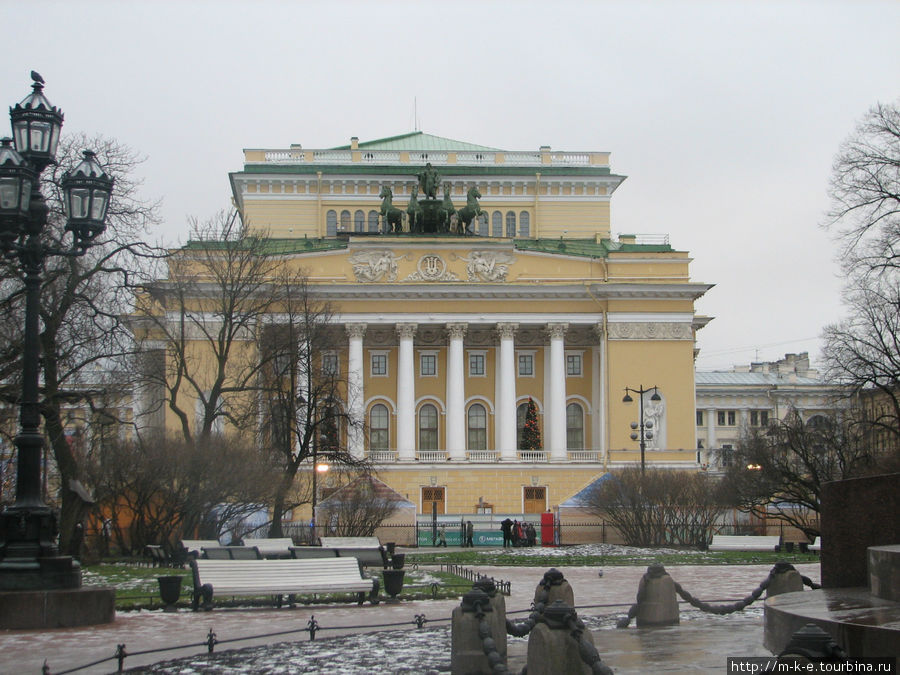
319, 536, 381, 548
191, 557, 377, 609
708, 535, 781, 551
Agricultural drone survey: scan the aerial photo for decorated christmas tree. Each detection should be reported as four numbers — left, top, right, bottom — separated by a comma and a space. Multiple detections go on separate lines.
521, 397, 542, 451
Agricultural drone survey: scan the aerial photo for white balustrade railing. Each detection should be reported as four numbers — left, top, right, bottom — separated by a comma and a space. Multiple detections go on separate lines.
368, 450, 397, 462
517, 450, 547, 462
466, 450, 499, 462
249, 149, 604, 168
567, 449, 600, 461
416, 450, 448, 462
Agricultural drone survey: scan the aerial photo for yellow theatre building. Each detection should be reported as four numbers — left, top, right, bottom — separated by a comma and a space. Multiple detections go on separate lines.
138, 132, 713, 527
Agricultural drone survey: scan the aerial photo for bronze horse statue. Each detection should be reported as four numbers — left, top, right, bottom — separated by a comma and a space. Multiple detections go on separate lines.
456, 186, 483, 235
437, 184, 456, 233
407, 185, 424, 233
379, 186, 404, 233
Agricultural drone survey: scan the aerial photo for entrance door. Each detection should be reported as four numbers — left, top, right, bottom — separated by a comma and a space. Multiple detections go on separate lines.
523, 486, 546, 513
422, 486, 445, 514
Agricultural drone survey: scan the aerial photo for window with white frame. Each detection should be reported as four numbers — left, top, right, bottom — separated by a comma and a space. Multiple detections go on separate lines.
419, 352, 437, 377
369, 403, 389, 451
750, 410, 769, 426
370, 351, 388, 377
467, 403, 487, 450
418, 404, 438, 451
566, 353, 583, 376
518, 353, 534, 377
566, 402, 584, 450
468, 352, 486, 376
717, 410, 736, 426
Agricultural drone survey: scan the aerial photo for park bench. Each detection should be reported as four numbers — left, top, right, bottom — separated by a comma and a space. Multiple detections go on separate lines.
189, 557, 380, 610
290, 546, 340, 559
319, 537, 389, 569
201, 546, 262, 560
808, 537, 821, 553
180, 539, 221, 559
144, 544, 169, 567
244, 537, 294, 559
708, 535, 781, 551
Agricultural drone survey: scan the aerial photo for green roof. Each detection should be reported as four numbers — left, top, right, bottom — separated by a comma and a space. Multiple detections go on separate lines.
334, 131, 499, 152
516, 238, 673, 258
181, 238, 348, 254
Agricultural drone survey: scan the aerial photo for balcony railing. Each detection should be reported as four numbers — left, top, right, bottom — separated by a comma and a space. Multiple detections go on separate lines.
416, 450, 448, 462
567, 449, 601, 461
253, 149, 608, 169
517, 450, 547, 462
368, 449, 397, 462
465, 450, 499, 462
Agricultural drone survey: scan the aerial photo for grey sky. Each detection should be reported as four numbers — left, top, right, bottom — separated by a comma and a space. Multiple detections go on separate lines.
3, 1, 897, 370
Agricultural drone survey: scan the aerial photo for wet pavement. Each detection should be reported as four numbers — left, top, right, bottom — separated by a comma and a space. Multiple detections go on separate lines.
0, 562, 820, 674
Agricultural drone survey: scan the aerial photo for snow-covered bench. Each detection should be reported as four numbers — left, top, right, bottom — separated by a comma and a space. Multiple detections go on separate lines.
319, 536, 388, 569
290, 546, 341, 559
245, 537, 294, 559
708, 535, 781, 551
808, 537, 821, 553
201, 546, 261, 560
190, 557, 379, 610
179, 539, 221, 560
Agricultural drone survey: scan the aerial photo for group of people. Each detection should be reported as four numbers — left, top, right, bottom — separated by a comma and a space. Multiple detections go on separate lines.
500, 517, 537, 547
435, 520, 476, 547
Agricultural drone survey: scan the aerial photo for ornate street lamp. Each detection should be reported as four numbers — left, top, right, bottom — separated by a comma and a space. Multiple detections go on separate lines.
622, 385, 661, 474
0, 72, 114, 593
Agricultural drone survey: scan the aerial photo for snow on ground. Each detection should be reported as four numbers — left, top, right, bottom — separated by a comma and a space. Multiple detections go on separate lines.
476, 543, 704, 558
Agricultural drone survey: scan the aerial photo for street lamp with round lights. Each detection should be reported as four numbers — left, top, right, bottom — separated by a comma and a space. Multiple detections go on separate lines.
622, 385, 661, 474
0, 72, 114, 594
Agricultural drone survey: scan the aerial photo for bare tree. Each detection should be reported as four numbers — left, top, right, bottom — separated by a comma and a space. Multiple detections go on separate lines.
720, 411, 892, 539
258, 271, 370, 537
316, 474, 401, 537
582, 468, 731, 547
86, 434, 278, 555
133, 211, 282, 442
826, 100, 900, 274
0, 133, 159, 554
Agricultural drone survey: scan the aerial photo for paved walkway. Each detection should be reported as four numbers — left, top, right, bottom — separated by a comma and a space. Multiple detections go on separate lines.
0, 562, 820, 674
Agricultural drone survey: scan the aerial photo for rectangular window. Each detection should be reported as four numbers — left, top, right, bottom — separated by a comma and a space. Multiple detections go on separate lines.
750, 410, 770, 426
566, 354, 582, 376
371, 353, 387, 376
518, 354, 533, 376
322, 353, 338, 375
717, 410, 736, 426
696, 410, 704, 426
420, 353, 436, 377
728, 410, 736, 426
760, 410, 768, 426
469, 353, 485, 376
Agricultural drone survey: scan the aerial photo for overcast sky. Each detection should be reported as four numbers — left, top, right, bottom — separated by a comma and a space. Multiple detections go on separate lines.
3, 1, 897, 371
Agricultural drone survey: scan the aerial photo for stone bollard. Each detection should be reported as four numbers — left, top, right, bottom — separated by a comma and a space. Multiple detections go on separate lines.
634, 563, 679, 627
766, 562, 804, 598
527, 600, 598, 675
473, 577, 507, 661
534, 568, 574, 610
451, 588, 501, 674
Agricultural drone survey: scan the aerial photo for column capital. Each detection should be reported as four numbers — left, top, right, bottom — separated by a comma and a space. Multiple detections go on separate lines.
446, 322, 468, 340
592, 322, 604, 340
496, 322, 519, 340
396, 323, 418, 340
345, 323, 367, 340
546, 322, 569, 340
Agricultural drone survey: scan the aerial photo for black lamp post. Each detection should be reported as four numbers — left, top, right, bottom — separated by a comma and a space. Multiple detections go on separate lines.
0, 72, 113, 592
622, 385, 661, 474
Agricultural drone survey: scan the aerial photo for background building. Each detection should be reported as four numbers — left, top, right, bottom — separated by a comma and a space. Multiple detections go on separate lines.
138, 132, 713, 521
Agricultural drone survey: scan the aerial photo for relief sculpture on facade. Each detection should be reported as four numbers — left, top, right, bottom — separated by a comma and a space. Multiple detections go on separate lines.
460, 250, 516, 282
349, 249, 403, 282
404, 254, 460, 282
607, 322, 692, 340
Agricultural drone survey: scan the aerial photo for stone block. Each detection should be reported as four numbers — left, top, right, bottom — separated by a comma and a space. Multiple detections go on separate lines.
868, 545, 900, 602
0, 587, 115, 629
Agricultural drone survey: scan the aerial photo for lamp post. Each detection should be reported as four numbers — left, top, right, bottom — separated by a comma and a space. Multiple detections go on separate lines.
0, 73, 113, 592
622, 385, 661, 474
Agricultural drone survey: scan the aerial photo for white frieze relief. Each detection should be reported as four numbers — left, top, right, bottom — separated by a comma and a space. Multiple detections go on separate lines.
607, 322, 693, 340
404, 254, 460, 282
349, 250, 405, 282
457, 250, 516, 282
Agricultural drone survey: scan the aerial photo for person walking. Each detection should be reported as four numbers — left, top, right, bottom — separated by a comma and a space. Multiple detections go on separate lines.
438, 524, 447, 547
500, 518, 513, 547
465, 520, 474, 548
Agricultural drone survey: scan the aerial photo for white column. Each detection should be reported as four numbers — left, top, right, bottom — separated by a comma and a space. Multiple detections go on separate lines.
396, 323, 417, 461
345, 323, 366, 459
446, 323, 467, 460
496, 323, 518, 460
547, 323, 568, 461
591, 323, 604, 462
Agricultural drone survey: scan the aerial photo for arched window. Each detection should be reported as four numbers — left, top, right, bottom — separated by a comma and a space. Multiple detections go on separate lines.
566, 403, 584, 451
419, 403, 438, 451
354, 210, 365, 232
506, 211, 516, 238
519, 211, 530, 237
369, 404, 389, 451
326, 210, 337, 237
478, 213, 489, 236
340, 210, 351, 232
368, 210, 379, 232
467, 403, 487, 450
492, 211, 502, 237
516, 402, 528, 450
